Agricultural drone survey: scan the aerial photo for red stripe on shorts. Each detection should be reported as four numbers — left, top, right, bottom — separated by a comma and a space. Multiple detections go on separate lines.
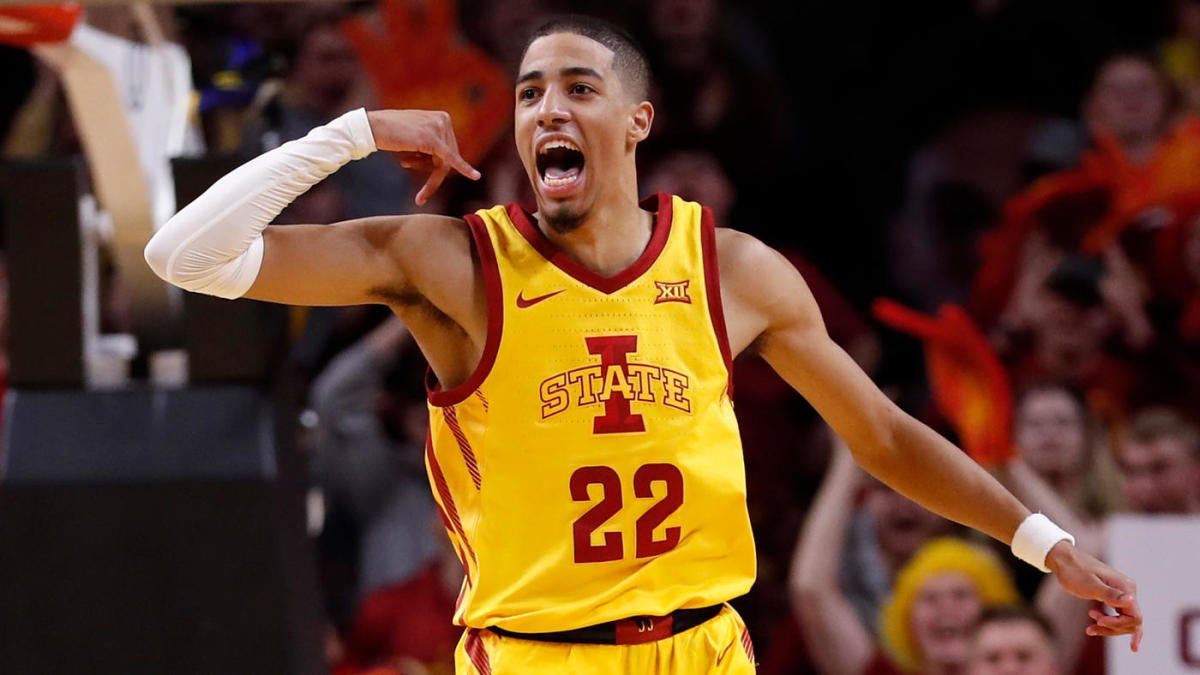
740, 627, 756, 663
466, 629, 492, 675
443, 405, 482, 490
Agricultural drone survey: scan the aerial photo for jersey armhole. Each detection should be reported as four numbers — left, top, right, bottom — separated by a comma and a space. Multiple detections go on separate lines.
427, 213, 504, 406
700, 206, 735, 396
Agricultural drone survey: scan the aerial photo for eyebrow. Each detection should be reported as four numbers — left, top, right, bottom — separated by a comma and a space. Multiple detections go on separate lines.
516, 66, 605, 86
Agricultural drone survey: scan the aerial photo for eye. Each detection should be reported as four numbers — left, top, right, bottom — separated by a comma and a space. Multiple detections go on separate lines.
519, 87, 540, 102
570, 83, 595, 96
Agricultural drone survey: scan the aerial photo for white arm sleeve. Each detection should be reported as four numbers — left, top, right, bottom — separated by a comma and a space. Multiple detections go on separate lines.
144, 107, 377, 299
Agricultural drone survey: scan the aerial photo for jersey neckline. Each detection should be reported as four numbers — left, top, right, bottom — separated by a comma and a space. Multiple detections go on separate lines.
505, 193, 674, 295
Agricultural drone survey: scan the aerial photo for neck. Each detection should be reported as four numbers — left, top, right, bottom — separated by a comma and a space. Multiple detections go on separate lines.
1119, 132, 1160, 164
537, 188, 652, 277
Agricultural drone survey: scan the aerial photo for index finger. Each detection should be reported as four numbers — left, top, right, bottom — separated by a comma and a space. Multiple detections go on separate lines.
439, 144, 481, 181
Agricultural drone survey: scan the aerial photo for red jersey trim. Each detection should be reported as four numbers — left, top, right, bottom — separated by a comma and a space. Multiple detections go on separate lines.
428, 214, 504, 406
506, 192, 674, 294
700, 206, 734, 395
443, 405, 482, 490
425, 435, 478, 580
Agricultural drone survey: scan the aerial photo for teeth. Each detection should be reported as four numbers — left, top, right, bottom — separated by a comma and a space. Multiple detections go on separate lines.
544, 172, 580, 187
539, 139, 581, 154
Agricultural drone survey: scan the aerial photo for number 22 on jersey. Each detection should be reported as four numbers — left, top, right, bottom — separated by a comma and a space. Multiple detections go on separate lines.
570, 463, 684, 563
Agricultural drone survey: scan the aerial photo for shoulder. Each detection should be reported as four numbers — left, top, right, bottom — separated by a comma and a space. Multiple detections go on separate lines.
714, 227, 778, 270
712, 226, 824, 341
714, 227, 814, 303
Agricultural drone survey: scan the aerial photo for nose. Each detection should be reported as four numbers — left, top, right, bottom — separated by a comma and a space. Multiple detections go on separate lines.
537, 87, 572, 127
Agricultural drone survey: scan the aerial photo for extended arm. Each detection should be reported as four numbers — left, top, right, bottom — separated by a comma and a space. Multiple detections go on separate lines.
720, 230, 1142, 647
789, 437, 876, 675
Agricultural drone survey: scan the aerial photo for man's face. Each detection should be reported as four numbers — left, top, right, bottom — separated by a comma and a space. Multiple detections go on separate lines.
1014, 389, 1087, 477
910, 573, 982, 669
293, 25, 359, 107
1117, 437, 1200, 514
969, 620, 1060, 675
514, 33, 649, 232
1086, 58, 1168, 141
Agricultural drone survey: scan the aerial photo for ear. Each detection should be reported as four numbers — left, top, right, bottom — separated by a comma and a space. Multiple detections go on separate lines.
628, 101, 654, 145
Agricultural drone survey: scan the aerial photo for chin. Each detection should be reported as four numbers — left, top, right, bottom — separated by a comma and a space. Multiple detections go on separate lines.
539, 198, 588, 234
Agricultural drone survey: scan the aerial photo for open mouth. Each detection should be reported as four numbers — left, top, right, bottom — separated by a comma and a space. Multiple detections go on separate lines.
537, 140, 586, 189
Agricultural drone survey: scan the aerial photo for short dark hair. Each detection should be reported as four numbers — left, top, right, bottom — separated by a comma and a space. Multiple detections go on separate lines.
521, 15, 650, 102
975, 605, 1056, 642
1124, 407, 1200, 461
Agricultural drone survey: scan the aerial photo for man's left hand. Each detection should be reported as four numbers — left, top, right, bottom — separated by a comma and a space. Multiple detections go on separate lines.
1046, 540, 1143, 652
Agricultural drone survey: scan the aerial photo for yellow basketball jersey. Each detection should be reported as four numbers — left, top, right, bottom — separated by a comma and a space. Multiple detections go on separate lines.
425, 193, 756, 632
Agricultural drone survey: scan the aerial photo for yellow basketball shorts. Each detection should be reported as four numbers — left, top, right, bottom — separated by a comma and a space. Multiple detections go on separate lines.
454, 604, 756, 674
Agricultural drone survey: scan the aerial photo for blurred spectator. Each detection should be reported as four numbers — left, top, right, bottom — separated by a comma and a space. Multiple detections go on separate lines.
241, 5, 413, 219
640, 145, 735, 225
308, 317, 441, 627
888, 109, 1048, 314
461, 0, 549, 72
787, 439, 1021, 675
1009, 382, 1124, 522
995, 248, 1161, 423
1162, 0, 1200, 110
339, 514, 462, 675
1144, 198, 1200, 390
968, 606, 1061, 675
1113, 407, 1200, 514
1082, 51, 1179, 168
969, 50, 1200, 331
637, 0, 794, 237
844, 474, 956, 634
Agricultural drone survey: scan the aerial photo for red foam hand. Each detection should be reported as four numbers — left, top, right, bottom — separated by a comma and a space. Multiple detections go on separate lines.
0, 3, 81, 48
342, 0, 510, 166
873, 300, 1015, 467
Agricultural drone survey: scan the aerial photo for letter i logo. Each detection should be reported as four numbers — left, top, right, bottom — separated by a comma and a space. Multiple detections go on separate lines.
585, 335, 646, 434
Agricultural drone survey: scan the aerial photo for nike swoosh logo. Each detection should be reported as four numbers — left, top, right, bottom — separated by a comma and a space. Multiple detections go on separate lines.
716, 642, 734, 666
516, 289, 565, 308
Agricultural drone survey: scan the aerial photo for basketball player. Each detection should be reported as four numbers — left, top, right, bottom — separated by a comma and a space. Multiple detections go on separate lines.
145, 16, 1142, 674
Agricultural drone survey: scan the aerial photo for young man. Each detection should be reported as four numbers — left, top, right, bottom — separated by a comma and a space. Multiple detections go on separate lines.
969, 607, 1062, 675
146, 16, 1142, 674
1115, 407, 1200, 515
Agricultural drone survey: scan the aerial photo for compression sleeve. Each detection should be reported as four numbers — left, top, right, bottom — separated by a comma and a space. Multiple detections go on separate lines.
143, 107, 377, 299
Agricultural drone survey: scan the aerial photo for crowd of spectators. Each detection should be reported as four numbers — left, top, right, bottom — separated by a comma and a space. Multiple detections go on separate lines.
2, 1, 1200, 674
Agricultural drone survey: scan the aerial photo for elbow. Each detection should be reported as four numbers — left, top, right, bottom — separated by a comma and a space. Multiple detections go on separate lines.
143, 229, 174, 283
142, 226, 264, 300
788, 551, 837, 608
789, 573, 825, 607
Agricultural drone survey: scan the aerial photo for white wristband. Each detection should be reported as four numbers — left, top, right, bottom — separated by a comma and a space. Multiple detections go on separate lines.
1011, 513, 1075, 573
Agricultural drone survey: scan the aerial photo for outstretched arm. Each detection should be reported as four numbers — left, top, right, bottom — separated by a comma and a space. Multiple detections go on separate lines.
720, 230, 1142, 649
145, 108, 479, 307
789, 436, 876, 675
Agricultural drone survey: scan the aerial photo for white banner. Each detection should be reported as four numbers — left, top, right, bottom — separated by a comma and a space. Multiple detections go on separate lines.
1107, 515, 1200, 674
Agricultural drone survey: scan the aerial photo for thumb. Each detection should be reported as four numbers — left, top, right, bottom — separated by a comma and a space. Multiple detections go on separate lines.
1098, 573, 1136, 608
1099, 582, 1128, 606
